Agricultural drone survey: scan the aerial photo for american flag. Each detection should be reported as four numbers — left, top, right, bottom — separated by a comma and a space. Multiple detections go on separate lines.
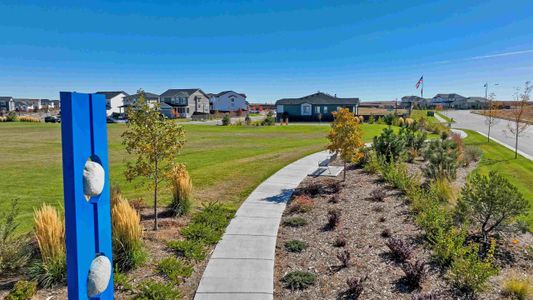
416, 76, 423, 89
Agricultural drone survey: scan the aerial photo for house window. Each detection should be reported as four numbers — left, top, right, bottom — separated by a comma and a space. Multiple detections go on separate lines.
301, 103, 312, 116
187, 107, 190, 113
315, 106, 320, 114
277, 105, 284, 113
324, 106, 328, 113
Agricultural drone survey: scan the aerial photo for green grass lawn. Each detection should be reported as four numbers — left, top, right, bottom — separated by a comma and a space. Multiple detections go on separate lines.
435, 111, 453, 123
410, 109, 438, 123
0, 122, 391, 233
463, 129, 533, 230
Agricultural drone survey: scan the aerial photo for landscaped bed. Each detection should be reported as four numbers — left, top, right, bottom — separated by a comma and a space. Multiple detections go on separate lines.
274, 135, 532, 299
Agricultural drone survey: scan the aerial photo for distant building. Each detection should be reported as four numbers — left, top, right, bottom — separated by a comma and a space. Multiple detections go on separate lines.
249, 103, 276, 112
208, 91, 248, 112
96, 91, 129, 116
159, 88, 210, 119
122, 92, 160, 112
275, 92, 359, 121
41, 99, 57, 110
400, 96, 432, 109
0, 96, 15, 112
13, 98, 42, 111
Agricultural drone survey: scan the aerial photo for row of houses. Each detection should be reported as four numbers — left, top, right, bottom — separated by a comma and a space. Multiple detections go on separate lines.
400, 93, 488, 110
98, 89, 248, 118
0, 97, 60, 112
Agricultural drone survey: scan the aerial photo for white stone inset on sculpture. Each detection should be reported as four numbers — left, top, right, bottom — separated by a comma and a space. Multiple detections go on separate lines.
87, 255, 112, 297
83, 160, 105, 198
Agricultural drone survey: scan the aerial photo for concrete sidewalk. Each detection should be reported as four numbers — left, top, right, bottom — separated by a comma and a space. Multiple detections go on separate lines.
194, 151, 330, 300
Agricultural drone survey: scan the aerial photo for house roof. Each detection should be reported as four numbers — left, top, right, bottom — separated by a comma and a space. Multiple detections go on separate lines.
0, 96, 13, 102
213, 90, 247, 98
433, 93, 466, 99
275, 92, 359, 106
96, 91, 128, 99
160, 88, 208, 99
124, 92, 160, 101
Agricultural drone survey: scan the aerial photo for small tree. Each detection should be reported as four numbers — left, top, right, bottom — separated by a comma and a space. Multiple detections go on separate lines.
456, 171, 529, 243
373, 127, 406, 163
327, 108, 365, 180
483, 93, 499, 143
122, 90, 186, 230
507, 81, 531, 158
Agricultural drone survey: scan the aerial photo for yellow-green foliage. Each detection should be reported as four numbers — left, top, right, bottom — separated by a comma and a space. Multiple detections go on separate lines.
429, 177, 457, 204
112, 197, 142, 250
397, 117, 405, 126
18, 116, 40, 122
34, 204, 65, 263
502, 277, 532, 300
5, 280, 37, 300
327, 108, 365, 164
168, 163, 193, 216
404, 118, 414, 126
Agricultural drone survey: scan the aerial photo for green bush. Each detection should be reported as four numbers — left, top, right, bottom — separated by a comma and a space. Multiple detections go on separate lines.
221, 114, 231, 126
167, 239, 206, 261
423, 139, 458, 180
456, 171, 529, 243
181, 222, 223, 245
429, 177, 456, 203
383, 113, 396, 125
4, 280, 37, 300
114, 270, 134, 292
262, 111, 276, 126
157, 257, 193, 284
282, 217, 308, 227
368, 114, 375, 124
415, 198, 453, 241
281, 271, 316, 290
400, 126, 427, 152
284, 240, 308, 253
380, 161, 421, 193
448, 241, 499, 297
28, 256, 67, 288
6, 111, 18, 122
374, 127, 406, 163
431, 226, 467, 266
244, 115, 252, 125
362, 150, 381, 174
134, 280, 181, 300
463, 145, 482, 166
180, 202, 236, 245
0, 199, 31, 273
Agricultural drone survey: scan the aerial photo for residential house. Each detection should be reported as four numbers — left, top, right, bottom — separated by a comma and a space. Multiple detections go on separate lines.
13, 98, 42, 111
400, 96, 432, 109
0, 96, 15, 112
96, 91, 129, 116
122, 92, 160, 113
159, 88, 210, 119
52, 100, 60, 109
208, 91, 248, 112
41, 99, 57, 110
275, 92, 359, 121
453, 97, 487, 109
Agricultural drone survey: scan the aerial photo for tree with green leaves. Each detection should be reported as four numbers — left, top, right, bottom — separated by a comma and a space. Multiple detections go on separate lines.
327, 108, 365, 180
456, 171, 529, 243
122, 90, 186, 230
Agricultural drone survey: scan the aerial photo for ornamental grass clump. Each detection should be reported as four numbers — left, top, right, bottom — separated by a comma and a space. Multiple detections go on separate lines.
112, 197, 146, 271
502, 277, 532, 300
168, 163, 193, 217
0, 199, 31, 273
30, 204, 66, 287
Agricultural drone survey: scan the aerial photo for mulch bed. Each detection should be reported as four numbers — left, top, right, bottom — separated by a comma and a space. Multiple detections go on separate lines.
274, 160, 533, 299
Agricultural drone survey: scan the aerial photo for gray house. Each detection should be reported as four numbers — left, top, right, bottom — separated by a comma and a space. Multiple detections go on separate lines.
122, 92, 160, 113
0, 96, 15, 112
159, 89, 210, 119
275, 92, 359, 122
432, 93, 466, 108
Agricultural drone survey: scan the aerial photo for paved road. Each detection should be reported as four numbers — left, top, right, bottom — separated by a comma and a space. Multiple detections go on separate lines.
441, 110, 533, 158
194, 151, 330, 300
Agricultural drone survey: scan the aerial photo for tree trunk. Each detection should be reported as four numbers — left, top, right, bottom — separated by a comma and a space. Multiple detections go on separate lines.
515, 131, 519, 159
154, 161, 159, 231
487, 124, 491, 143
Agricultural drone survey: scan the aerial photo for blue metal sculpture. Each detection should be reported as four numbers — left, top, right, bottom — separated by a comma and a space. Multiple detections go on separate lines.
60, 92, 114, 299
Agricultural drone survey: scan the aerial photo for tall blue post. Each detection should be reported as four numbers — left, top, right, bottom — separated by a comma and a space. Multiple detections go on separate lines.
61, 92, 114, 299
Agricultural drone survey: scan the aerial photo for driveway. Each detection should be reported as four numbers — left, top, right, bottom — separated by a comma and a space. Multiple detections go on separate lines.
442, 110, 533, 158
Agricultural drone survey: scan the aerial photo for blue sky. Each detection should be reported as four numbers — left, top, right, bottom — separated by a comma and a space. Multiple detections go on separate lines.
1, 0, 532, 102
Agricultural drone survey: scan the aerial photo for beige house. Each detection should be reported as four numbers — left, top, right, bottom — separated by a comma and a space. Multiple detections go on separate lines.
159, 88, 210, 119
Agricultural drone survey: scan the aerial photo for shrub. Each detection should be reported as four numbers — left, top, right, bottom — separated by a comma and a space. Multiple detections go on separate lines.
384, 113, 396, 125
221, 114, 231, 126
363, 150, 381, 174
284, 240, 308, 253
326, 209, 341, 230
374, 127, 406, 163
190, 202, 236, 232
333, 235, 347, 247
344, 276, 367, 299
167, 163, 193, 217
380, 161, 421, 193
4, 280, 37, 300
30, 204, 66, 288
281, 271, 316, 290
370, 189, 387, 202
502, 277, 532, 300
262, 111, 276, 126
368, 114, 375, 124
6, 111, 18, 122
430, 226, 467, 266
385, 237, 413, 262
244, 114, 251, 125
414, 192, 453, 239
463, 145, 482, 166
401, 260, 427, 289
181, 222, 223, 244
337, 249, 351, 268
114, 270, 134, 292
134, 280, 181, 299
456, 171, 529, 243
18, 116, 40, 122
400, 126, 427, 152
0, 199, 31, 273
448, 240, 499, 297
450, 133, 465, 162
423, 139, 458, 180
288, 195, 314, 214
167, 239, 206, 261
429, 176, 456, 203
112, 197, 146, 271
157, 257, 193, 284
283, 217, 308, 227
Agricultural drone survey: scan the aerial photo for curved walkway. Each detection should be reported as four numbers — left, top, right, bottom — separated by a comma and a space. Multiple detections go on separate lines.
194, 151, 330, 300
